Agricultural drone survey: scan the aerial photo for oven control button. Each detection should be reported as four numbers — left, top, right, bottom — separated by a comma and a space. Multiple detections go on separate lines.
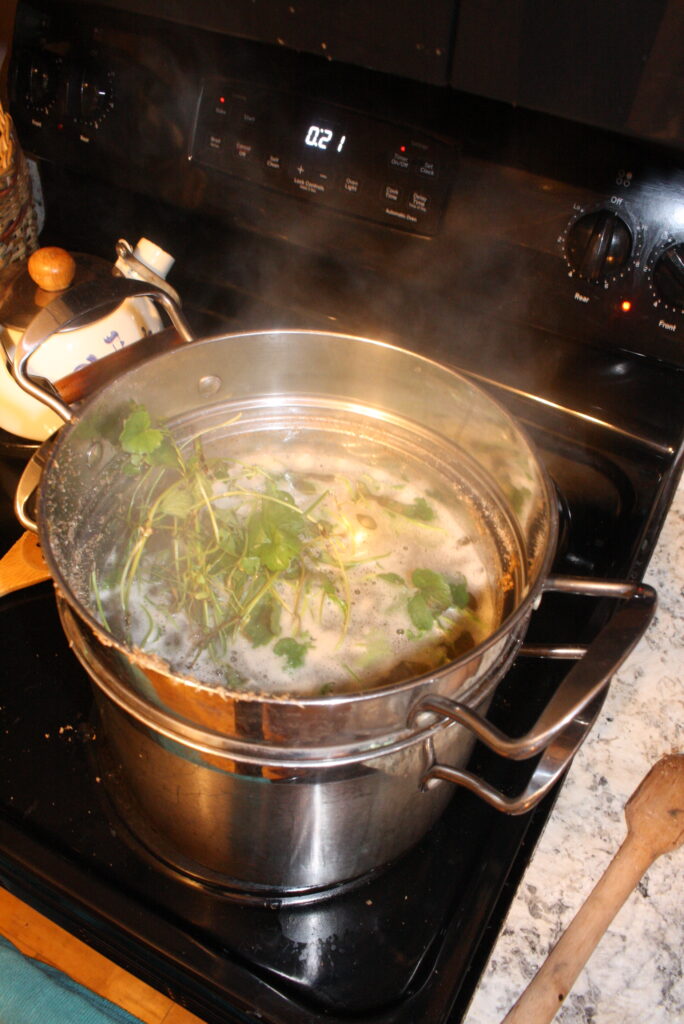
291, 164, 335, 195
415, 158, 438, 179
234, 139, 255, 161
343, 176, 361, 195
389, 149, 410, 171
565, 210, 633, 282
408, 190, 430, 213
650, 242, 684, 311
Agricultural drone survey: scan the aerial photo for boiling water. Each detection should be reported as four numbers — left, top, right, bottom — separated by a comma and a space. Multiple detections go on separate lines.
91, 410, 516, 696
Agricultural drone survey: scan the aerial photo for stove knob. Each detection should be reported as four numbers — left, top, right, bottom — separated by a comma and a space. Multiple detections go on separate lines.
651, 242, 684, 310
565, 210, 633, 283
78, 65, 114, 128
26, 52, 61, 116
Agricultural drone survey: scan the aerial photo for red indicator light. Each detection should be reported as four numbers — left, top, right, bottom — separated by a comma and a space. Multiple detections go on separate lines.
620, 299, 632, 313
400, 145, 407, 153
219, 96, 226, 104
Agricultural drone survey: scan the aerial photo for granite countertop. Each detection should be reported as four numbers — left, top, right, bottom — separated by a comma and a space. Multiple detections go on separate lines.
463, 475, 684, 1024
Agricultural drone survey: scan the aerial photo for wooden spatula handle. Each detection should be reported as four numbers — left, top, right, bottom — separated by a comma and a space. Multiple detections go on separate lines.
503, 754, 684, 1024
502, 834, 654, 1022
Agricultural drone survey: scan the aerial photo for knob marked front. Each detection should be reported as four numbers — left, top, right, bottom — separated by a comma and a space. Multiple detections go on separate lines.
651, 242, 684, 311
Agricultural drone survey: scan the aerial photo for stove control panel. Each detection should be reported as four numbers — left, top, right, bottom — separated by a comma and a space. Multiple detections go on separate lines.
554, 163, 684, 361
191, 79, 453, 235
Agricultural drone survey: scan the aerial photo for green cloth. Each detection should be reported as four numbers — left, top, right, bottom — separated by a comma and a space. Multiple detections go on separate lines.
0, 932, 143, 1023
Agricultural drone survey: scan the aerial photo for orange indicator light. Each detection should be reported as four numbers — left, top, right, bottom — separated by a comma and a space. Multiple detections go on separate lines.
620, 299, 632, 313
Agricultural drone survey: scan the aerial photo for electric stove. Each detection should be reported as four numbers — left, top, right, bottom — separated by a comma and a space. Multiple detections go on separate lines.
1, 3, 684, 1020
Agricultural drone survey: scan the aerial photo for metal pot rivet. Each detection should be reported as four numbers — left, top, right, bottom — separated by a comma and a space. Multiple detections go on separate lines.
198, 375, 222, 396
423, 775, 443, 792
85, 441, 103, 467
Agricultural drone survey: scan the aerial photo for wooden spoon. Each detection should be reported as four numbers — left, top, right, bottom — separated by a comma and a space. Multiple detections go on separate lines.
502, 754, 684, 1023
0, 531, 50, 598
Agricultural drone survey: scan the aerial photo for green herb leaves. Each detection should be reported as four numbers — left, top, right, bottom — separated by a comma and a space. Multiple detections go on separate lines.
412, 568, 452, 610
407, 592, 435, 632
97, 406, 481, 693
407, 569, 469, 632
274, 636, 312, 670
378, 572, 405, 586
244, 594, 281, 647
376, 494, 436, 522
377, 566, 471, 634
119, 406, 178, 472
120, 408, 164, 455
251, 488, 307, 572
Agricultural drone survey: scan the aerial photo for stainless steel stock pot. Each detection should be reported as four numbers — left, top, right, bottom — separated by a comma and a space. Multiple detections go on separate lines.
13, 278, 655, 893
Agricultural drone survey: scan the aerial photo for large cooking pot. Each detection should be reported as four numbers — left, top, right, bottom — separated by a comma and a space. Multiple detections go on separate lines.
12, 278, 656, 895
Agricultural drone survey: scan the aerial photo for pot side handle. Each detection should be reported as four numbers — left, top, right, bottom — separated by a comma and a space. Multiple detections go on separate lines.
14, 441, 53, 534
10, 277, 194, 424
410, 579, 656, 814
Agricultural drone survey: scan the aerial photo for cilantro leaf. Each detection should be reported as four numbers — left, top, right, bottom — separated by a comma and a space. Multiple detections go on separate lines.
158, 484, 195, 519
378, 572, 406, 586
449, 573, 469, 608
411, 568, 451, 613
244, 595, 281, 647
408, 592, 433, 631
509, 485, 532, 515
407, 497, 436, 522
262, 490, 305, 537
147, 438, 180, 467
320, 577, 348, 615
239, 555, 260, 575
274, 636, 312, 670
256, 529, 301, 571
119, 408, 164, 456
377, 494, 436, 522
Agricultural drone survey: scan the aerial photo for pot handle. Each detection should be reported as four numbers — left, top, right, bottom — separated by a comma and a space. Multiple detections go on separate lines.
14, 440, 53, 533
10, 277, 194, 425
409, 578, 656, 814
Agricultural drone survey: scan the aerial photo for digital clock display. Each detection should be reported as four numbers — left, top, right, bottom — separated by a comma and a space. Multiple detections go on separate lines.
303, 123, 347, 154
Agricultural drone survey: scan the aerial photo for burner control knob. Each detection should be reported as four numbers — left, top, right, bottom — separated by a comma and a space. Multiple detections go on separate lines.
565, 210, 633, 283
651, 242, 684, 310
26, 52, 61, 116
77, 65, 114, 128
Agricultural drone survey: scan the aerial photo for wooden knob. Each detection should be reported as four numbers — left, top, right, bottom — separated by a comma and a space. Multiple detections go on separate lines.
27, 246, 77, 291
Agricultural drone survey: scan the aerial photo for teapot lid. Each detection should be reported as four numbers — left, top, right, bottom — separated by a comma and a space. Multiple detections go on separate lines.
0, 250, 112, 334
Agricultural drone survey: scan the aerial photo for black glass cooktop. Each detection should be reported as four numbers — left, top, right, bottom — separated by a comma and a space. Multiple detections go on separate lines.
0, 360, 673, 1023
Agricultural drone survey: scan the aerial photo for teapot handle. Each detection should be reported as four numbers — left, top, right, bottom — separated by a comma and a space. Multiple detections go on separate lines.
10, 277, 194, 424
